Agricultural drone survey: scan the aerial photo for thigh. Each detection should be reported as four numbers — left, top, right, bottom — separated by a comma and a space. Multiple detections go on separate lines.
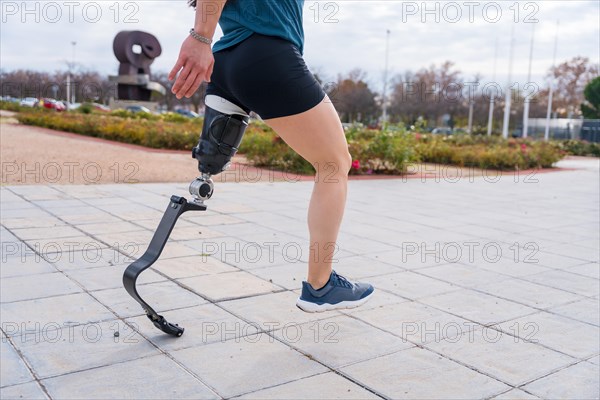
262, 93, 351, 169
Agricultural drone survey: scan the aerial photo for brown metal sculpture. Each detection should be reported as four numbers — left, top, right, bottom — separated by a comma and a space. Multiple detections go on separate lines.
112, 30, 165, 100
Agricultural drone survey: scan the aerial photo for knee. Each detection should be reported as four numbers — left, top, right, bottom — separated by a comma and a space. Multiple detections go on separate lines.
314, 149, 352, 178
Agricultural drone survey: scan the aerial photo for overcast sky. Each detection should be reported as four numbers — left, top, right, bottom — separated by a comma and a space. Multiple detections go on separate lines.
1, 0, 598, 94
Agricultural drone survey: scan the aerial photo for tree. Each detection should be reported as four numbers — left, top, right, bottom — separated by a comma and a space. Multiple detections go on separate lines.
327, 68, 379, 124
546, 56, 599, 117
389, 61, 464, 126
581, 76, 600, 119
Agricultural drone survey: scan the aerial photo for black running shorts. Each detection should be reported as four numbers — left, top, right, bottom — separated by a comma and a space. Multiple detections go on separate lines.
205, 32, 327, 120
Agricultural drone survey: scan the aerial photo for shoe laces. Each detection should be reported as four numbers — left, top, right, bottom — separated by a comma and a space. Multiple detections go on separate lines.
331, 270, 354, 289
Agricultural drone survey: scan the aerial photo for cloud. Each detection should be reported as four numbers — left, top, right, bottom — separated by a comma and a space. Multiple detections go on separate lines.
1, 0, 598, 95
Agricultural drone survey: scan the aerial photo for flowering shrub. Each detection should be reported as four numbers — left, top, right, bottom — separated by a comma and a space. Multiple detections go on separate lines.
14, 109, 570, 174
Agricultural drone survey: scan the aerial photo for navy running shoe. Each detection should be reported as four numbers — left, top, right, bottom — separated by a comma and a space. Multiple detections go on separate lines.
296, 270, 375, 312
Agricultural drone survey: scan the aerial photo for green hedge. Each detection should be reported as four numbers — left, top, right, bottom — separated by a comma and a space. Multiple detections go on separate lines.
14, 109, 570, 174
16, 109, 202, 150
414, 133, 565, 169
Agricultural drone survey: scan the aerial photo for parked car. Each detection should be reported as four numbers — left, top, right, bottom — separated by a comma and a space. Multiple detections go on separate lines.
41, 98, 66, 111
91, 103, 111, 112
125, 105, 152, 114
20, 97, 38, 107
431, 127, 453, 135
175, 109, 200, 118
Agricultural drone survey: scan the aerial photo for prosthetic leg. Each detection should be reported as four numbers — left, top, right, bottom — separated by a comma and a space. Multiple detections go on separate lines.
123, 96, 249, 336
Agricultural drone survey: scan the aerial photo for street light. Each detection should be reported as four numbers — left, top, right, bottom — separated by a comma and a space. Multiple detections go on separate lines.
381, 29, 391, 129
71, 41, 76, 103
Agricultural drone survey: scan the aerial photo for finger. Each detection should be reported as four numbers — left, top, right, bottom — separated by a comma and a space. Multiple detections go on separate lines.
185, 73, 205, 98
168, 57, 184, 81
179, 70, 201, 98
172, 64, 194, 96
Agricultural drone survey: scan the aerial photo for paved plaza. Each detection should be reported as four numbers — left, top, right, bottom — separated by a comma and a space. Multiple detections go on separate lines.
1, 157, 599, 399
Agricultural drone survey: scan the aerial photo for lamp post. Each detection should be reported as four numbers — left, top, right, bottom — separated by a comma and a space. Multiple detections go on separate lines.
71, 41, 77, 103
522, 24, 535, 138
487, 37, 498, 136
381, 29, 390, 129
502, 24, 515, 139
544, 21, 559, 141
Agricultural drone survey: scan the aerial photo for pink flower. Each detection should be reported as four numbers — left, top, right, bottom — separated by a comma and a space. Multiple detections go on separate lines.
366, 168, 373, 174
415, 133, 421, 140
520, 143, 527, 152
352, 160, 360, 169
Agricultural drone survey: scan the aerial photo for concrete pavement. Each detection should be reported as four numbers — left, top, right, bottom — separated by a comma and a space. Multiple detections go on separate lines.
1, 157, 599, 399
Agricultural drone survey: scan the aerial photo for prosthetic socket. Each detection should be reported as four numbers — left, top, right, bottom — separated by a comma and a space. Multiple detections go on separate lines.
190, 96, 249, 202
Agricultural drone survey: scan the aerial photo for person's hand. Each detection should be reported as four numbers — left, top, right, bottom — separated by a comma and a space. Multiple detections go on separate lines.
169, 35, 214, 99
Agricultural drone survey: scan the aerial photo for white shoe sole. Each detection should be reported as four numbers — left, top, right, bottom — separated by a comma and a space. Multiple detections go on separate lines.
296, 291, 374, 313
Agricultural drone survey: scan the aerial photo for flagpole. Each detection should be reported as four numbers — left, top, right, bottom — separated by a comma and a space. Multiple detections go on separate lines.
522, 24, 535, 138
487, 38, 498, 136
544, 21, 559, 141
502, 24, 515, 139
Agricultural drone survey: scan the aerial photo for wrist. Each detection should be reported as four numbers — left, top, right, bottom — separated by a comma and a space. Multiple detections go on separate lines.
189, 28, 212, 45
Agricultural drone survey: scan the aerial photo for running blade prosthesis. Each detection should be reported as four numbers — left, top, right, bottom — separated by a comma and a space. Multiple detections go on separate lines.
122, 102, 249, 337
122, 181, 210, 337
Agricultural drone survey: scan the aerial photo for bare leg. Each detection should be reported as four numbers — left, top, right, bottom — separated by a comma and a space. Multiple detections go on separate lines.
262, 95, 352, 289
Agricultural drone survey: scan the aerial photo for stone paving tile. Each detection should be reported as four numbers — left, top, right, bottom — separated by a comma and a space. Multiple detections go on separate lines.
151, 254, 237, 279
461, 257, 551, 277
11, 320, 159, 379
0, 271, 83, 303
336, 231, 400, 255
177, 270, 282, 301
182, 236, 294, 270
421, 288, 538, 325
169, 225, 229, 241
41, 354, 218, 399
476, 278, 585, 309
94, 230, 155, 247
46, 248, 131, 271
364, 247, 453, 270
127, 303, 259, 352
273, 315, 413, 368
9, 225, 84, 241
426, 328, 576, 386
588, 355, 600, 365
0, 293, 114, 337
0, 339, 34, 387
332, 254, 404, 277
521, 269, 600, 297
206, 222, 286, 238
22, 235, 111, 253
171, 334, 328, 398
236, 371, 379, 399
93, 280, 207, 318
0, 254, 56, 278
566, 262, 600, 279
368, 271, 461, 300
64, 264, 166, 292
491, 388, 540, 399
417, 263, 512, 288
546, 298, 600, 326
58, 212, 124, 226
340, 347, 510, 399
543, 243, 600, 264
351, 300, 476, 344
0, 381, 48, 400
338, 288, 409, 315
219, 291, 340, 328
522, 361, 600, 399
250, 263, 308, 290
497, 311, 600, 359
524, 250, 594, 270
